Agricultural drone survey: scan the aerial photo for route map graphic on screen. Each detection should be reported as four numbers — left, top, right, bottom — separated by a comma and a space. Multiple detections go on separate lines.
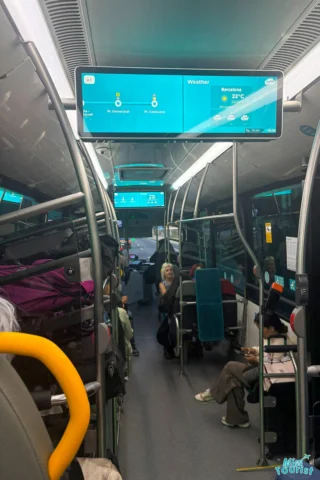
77, 68, 283, 140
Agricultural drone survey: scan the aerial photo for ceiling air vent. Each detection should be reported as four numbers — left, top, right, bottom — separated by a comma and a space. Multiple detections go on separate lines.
261, 1, 320, 73
40, 0, 94, 87
118, 165, 170, 182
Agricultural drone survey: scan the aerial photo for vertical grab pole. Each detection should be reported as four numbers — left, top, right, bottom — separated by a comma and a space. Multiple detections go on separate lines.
180, 179, 193, 222
194, 163, 210, 218
166, 193, 173, 262
101, 186, 121, 455
295, 121, 320, 457
178, 179, 192, 376
179, 220, 184, 376
20, 41, 106, 457
156, 220, 159, 250
107, 193, 120, 245
170, 187, 181, 223
232, 143, 267, 466
77, 139, 113, 236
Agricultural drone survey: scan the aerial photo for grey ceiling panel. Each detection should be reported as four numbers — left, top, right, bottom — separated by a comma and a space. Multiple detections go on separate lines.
0, 6, 27, 78
0, 53, 78, 198
86, 0, 312, 68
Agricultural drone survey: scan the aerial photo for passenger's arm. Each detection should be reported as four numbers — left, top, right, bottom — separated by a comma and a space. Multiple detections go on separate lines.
159, 282, 166, 296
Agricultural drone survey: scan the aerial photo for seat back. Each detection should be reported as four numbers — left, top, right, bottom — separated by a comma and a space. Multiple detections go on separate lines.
195, 268, 224, 342
175, 281, 197, 332
0, 356, 52, 480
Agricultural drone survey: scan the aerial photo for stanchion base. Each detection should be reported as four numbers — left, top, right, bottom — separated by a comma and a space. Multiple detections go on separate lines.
256, 457, 269, 467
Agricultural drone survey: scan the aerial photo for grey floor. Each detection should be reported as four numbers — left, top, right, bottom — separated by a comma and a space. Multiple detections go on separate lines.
119, 303, 278, 480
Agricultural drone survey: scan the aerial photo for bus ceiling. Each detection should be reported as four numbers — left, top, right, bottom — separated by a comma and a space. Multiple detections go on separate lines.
0, 0, 320, 211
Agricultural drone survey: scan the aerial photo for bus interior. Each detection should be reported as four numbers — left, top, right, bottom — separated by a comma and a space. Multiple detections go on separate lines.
1, 1, 320, 479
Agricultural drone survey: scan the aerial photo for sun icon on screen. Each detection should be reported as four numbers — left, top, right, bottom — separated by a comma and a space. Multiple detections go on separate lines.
221, 95, 228, 102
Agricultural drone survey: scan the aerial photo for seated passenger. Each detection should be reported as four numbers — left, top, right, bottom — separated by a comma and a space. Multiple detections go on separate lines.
117, 297, 134, 377
150, 241, 178, 294
189, 263, 205, 280
194, 311, 292, 428
122, 296, 139, 357
159, 263, 174, 296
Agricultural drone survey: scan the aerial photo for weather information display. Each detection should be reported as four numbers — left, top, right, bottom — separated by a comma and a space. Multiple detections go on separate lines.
114, 191, 165, 208
76, 67, 283, 141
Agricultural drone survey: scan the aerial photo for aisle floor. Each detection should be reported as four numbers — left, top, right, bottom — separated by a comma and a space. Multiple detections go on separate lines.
119, 303, 277, 480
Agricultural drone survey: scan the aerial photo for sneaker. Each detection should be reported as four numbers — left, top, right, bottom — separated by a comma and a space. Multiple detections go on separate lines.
124, 376, 129, 382
221, 416, 250, 428
132, 348, 140, 356
194, 389, 215, 403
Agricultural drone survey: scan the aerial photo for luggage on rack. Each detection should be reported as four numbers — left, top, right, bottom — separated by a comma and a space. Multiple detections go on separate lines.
0, 261, 93, 316
13, 331, 126, 400
105, 337, 126, 401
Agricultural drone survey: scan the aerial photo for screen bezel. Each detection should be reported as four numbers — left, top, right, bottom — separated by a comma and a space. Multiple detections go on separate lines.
76, 66, 283, 142
113, 190, 165, 209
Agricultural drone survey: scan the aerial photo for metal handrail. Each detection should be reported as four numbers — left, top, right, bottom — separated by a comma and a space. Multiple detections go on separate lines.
50, 97, 303, 113
0, 192, 84, 226
51, 382, 101, 406
180, 179, 193, 222
77, 139, 112, 236
170, 187, 181, 222
194, 163, 210, 218
180, 213, 234, 223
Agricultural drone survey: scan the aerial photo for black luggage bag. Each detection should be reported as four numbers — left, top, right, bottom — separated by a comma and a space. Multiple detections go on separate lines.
264, 382, 296, 457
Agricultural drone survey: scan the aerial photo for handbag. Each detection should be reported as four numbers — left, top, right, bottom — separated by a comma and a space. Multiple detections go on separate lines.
264, 357, 295, 391
263, 336, 295, 391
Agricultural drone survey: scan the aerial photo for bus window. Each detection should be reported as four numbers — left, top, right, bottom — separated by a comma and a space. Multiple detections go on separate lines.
249, 183, 302, 304
215, 222, 246, 293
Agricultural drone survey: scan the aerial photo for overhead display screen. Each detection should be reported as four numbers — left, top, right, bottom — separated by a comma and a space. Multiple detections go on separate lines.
114, 191, 165, 209
76, 67, 283, 141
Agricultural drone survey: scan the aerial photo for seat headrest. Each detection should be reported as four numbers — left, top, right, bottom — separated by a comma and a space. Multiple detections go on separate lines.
175, 280, 196, 298
0, 356, 52, 480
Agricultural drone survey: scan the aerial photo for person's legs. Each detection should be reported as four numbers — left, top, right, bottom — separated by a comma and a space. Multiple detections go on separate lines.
195, 361, 247, 404
211, 361, 247, 403
128, 310, 139, 356
222, 387, 250, 427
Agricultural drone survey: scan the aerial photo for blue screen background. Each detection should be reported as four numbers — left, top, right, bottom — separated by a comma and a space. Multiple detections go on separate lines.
81, 72, 279, 136
114, 191, 165, 208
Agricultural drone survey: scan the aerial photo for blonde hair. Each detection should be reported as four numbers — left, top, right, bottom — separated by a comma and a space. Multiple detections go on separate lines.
161, 263, 174, 281
0, 297, 20, 362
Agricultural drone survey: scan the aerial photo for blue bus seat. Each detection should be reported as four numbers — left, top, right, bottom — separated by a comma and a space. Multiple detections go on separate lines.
195, 268, 225, 342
